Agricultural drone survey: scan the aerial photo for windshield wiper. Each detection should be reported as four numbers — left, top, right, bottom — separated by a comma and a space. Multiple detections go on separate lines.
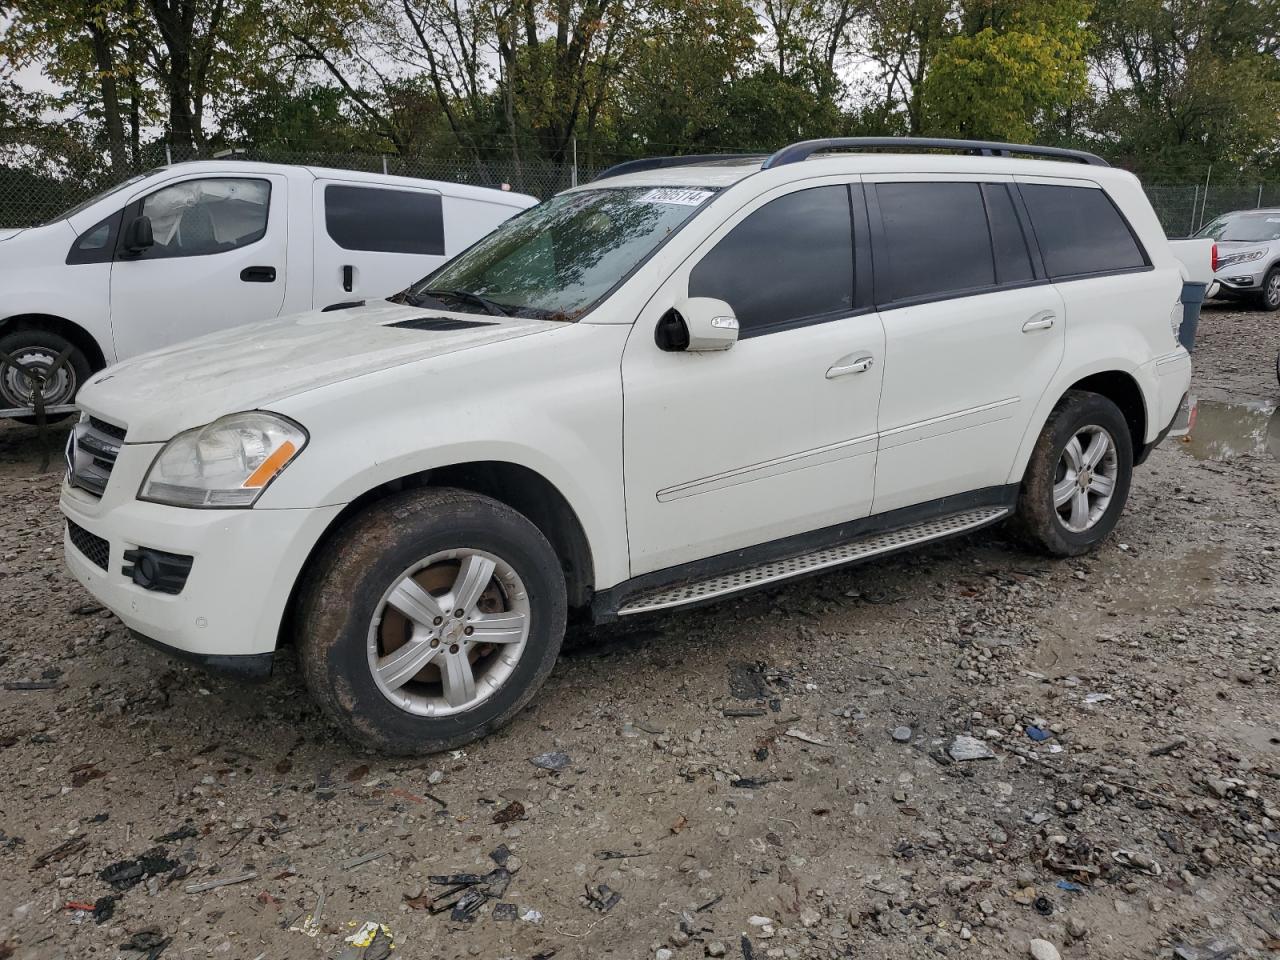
412, 288, 513, 317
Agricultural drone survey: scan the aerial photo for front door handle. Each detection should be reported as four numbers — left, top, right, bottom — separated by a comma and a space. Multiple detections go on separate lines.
1022, 311, 1056, 332
240, 265, 277, 283
342, 264, 354, 293
826, 354, 875, 379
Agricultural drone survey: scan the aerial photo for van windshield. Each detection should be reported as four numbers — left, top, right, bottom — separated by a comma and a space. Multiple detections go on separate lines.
400, 185, 717, 320
39, 169, 163, 225
1196, 212, 1280, 243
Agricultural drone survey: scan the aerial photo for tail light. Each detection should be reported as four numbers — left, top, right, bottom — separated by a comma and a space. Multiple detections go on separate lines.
1211, 242, 1218, 273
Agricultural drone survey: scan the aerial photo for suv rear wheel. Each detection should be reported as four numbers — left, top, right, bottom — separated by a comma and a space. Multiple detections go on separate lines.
298, 488, 567, 754
1011, 390, 1134, 557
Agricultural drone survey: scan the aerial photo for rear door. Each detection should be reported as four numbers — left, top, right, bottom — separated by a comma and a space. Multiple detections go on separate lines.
867, 175, 1066, 514
110, 174, 287, 358
313, 181, 446, 307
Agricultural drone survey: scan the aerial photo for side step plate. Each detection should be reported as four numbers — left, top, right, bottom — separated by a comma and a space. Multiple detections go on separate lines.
616, 507, 1009, 617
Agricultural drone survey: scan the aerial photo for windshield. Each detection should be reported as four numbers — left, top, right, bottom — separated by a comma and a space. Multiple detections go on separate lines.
39, 169, 162, 226
1196, 212, 1280, 243
401, 186, 717, 320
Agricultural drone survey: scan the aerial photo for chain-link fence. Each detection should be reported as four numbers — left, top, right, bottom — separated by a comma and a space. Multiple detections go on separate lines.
3, 131, 1280, 235
0, 134, 607, 228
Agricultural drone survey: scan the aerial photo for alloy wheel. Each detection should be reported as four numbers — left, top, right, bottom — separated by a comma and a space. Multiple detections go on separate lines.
366, 549, 531, 717
1052, 424, 1119, 533
1266, 272, 1280, 309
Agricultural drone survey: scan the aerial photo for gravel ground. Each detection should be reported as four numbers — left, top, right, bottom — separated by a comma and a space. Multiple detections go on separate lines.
0, 305, 1276, 960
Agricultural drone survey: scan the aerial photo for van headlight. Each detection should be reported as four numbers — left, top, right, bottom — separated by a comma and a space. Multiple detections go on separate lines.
139, 412, 307, 508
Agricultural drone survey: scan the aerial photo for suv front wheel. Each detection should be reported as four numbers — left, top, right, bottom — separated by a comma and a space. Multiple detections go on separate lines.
1011, 390, 1134, 557
298, 488, 567, 754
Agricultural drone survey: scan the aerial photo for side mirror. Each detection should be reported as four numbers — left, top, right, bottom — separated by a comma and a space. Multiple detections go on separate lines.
654, 297, 739, 352
123, 215, 154, 253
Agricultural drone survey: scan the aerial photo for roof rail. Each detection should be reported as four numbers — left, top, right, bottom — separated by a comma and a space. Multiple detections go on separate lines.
592, 153, 766, 182
761, 137, 1109, 169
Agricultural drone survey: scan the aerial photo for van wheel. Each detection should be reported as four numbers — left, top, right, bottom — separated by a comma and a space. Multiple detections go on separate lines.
297, 487, 567, 755
0, 329, 91, 423
1011, 390, 1133, 557
1259, 267, 1280, 312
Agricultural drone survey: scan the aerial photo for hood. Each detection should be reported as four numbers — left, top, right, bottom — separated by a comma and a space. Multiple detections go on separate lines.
78, 300, 562, 441
0, 228, 24, 243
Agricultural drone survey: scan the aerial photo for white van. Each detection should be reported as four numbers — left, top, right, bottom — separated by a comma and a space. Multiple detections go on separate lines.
0, 161, 537, 416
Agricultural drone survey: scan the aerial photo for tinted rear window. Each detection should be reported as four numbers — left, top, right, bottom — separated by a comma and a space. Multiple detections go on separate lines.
876, 182, 994, 301
982, 183, 1034, 284
325, 185, 445, 255
1020, 184, 1146, 279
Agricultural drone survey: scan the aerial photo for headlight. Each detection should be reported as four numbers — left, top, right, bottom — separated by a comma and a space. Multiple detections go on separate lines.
139, 412, 307, 508
1216, 248, 1266, 270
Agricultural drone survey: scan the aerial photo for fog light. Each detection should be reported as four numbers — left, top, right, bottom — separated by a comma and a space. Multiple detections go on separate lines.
122, 547, 193, 595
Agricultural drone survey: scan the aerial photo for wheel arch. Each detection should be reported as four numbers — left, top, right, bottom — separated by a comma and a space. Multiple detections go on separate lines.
1066, 370, 1147, 454
0, 313, 108, 372
1009, 365, 1151, 487
279, 460, 597, 648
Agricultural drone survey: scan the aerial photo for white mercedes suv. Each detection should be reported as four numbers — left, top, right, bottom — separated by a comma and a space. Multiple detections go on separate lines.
60, 138, 1207, 754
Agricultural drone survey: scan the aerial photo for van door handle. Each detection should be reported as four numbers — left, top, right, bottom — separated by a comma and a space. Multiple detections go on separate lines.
240, 265, 276, 282
826, 354, 875, 379
1022, 312, 1056, 332
342, 264, 354, 293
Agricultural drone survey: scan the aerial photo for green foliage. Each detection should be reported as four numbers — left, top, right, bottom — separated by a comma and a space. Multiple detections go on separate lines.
920, 1, 1093, 142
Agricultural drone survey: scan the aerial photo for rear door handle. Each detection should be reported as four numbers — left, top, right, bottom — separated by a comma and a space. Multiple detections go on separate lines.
1022, 311, 1056, 332
826, 354, 875, 379
240, 266, 276, 283
342, 264, 354, 293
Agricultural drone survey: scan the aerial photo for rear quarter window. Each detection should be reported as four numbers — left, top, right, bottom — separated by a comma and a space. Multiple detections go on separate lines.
1020, 183, 1147, 279
324, 185, 445, 255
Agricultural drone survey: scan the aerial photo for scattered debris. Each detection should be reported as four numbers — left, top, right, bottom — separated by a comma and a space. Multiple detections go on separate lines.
1024, 725, 1050, 742
529, 752, 571, 771
892, 726, 913, 742
784, 728, 829, 746
100, 850, 178, 891
492, 800, 525, 824
340, 849, 390, 870
183, 871, 257, 893
581, 882, 622, 912
1172, 939, 1241, 960
1028, 939, 1062, 960
948, 735, 995, 761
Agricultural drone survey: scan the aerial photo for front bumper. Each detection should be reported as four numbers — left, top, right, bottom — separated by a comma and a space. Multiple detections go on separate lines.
59, 446, 343, 663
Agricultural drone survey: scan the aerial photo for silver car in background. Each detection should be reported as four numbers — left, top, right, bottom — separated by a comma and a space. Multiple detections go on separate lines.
1197, 208, 1280, 310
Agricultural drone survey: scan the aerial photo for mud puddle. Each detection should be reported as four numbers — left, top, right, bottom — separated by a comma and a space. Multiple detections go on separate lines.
1181, 398, 1279, 461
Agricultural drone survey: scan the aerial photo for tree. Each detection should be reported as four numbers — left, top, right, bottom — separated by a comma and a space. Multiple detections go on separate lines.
920, 0, 1092, 142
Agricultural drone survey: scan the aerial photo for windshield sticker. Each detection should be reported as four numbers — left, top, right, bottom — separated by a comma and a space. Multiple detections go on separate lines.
637, 188, 714, 206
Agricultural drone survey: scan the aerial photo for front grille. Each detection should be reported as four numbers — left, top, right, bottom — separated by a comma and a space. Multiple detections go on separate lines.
67, 417, 126, 497
67, 520, 109, 570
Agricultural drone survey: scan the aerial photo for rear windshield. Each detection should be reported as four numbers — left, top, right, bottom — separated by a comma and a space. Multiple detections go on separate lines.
1196, 213, 1280, 243
403, 186, 716, 320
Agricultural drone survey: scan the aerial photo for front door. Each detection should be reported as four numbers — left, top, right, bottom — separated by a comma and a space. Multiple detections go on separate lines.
110, 174, 288, 359
622, 181, 886, 576
866, 176, 1066, 513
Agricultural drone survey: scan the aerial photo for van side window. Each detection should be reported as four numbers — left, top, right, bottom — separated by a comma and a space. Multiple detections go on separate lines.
325, 186, 445, 256
688, 185, 853, 335
875, 181, 994, 302
981, 183, 1034, 284
133, 178, 270, 259
1019, 184, 1147, 279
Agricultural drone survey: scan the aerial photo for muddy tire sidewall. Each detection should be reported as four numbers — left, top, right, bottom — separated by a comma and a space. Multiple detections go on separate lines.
1011, 390, 1134, 557
297, 488, 567, 755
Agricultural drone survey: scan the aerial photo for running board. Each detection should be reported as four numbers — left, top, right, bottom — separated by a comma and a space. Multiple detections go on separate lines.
616, 506, 1009, 617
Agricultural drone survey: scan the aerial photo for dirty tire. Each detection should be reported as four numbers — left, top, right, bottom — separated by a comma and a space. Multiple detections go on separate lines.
1010, 390, 1133, 557
297, 487, 567, 754
0, 329, 91, 424
1259, 266, 1280, 312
